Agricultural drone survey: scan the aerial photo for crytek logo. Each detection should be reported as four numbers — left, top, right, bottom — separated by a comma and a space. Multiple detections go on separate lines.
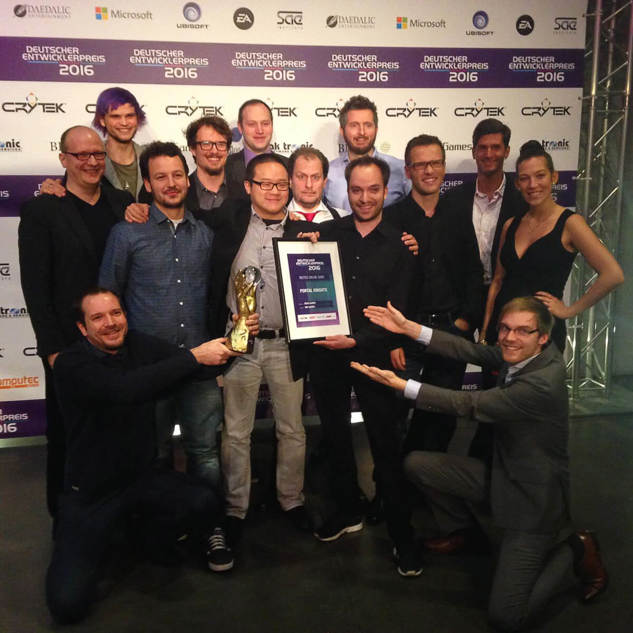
386, 99, 438, 118
165, 98, 223, 117
2, 93, 65, 114
521, 98, 571, 117
314, 98, 346, 118
454, 98, 505, 117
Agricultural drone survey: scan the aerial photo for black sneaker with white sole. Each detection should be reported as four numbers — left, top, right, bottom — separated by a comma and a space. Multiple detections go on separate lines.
206, 527, 234, 572
314, 514, 363, 542
393, 542, 423, 577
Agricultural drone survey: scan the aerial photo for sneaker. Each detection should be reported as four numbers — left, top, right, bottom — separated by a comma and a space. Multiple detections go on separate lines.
314, 514, 363, 542
206, 527, 234, 572
393, 543, 423, 577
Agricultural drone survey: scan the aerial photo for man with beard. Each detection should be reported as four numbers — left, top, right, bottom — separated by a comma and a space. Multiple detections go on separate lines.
310, 156, 420, 577
224, 99, 288, 200
324, 95, 410, 212
99, 142, 228, 501
39, 87, 148, 201
19, 125, 132, 517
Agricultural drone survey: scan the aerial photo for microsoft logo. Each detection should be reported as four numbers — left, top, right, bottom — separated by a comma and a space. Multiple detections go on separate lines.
396, 16, 407, 29
95, 7, 108, 20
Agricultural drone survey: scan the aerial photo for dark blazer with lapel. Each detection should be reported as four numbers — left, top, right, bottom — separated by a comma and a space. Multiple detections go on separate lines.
415, 330, 570, 533
224, 150, 288, 201
444, 173, 528, 279
196, 198, 310, 380
384, 193, 484, 327
18, 187, 132, 357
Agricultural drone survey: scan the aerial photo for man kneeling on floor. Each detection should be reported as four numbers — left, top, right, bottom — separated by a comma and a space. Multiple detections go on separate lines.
47, 288, 237, 624
353, 296, 607, 632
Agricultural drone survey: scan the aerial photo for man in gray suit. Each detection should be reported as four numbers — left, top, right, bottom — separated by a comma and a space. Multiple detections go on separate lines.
353, 296, 607, 632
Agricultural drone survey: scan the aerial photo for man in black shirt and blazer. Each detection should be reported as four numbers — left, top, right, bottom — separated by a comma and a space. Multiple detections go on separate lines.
18, 125, 132, 516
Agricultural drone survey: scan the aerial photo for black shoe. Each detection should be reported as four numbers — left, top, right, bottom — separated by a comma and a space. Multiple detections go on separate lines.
225, 515, 244, 548
284, 506, 312, 532
206, 527, 234, 572
365, 494, 385, 526
393, 542, 423, 577
314, 514, 363, 542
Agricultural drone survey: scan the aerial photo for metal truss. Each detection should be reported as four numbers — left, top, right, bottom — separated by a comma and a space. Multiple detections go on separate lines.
569, 0, 632, 398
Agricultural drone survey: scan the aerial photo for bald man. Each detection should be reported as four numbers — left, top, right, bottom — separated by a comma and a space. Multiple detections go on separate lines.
19, 125, 133, 517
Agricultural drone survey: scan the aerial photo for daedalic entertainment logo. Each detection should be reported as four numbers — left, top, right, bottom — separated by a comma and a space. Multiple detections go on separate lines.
385, 99, 438, 118
94, 6, 153, 21
521, 98, 571, 117
326, 15, 375, 29
165, 97, 223, 117
454, 98, 505, 118
314, 98, 347, 118
13, 4, 70, 19
277, 10, 302, 29
0, 139, 22, 152
466, 10, 493, 36
2, 93, 65, 115
516, 15, 534, 36
178, 2, 209, 29
554, 16, 577, 34
234, 7, 254, 30
396, 16, 446, 30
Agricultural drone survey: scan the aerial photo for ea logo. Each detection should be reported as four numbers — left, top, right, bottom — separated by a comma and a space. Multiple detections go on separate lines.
516, 15, 534, 36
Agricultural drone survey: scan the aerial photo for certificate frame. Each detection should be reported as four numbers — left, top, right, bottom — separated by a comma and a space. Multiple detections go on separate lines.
273, 238, 351, 342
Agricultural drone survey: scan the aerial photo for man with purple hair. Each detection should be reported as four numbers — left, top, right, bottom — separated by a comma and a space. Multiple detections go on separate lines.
40, 87, 148, 201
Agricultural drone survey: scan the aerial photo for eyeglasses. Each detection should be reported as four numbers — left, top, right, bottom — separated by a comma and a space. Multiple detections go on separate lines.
194, 140, 229, 152
250, 179, 289, 191
63, 151, 107, 162
407, 160, 445, 172
497, 324, 539, 338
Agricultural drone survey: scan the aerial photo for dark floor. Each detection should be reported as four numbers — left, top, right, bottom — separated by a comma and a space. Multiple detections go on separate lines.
1, 415, 632, 633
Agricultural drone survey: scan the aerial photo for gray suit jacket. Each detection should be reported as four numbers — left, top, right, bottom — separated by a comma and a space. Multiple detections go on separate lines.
103, 141, 145, 199
416, 330, 570, 533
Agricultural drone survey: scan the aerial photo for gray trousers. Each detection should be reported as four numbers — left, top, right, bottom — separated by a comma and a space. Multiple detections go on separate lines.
404, 452, 576, 632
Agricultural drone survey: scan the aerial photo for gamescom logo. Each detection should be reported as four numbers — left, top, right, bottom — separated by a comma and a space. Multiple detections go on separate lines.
521, 98, 571, 117
516, 15, 534, 36
326, 15, 375, 29
385, 99, 438, 118
234, 7, 254, 30
13, 4, 71, 19
314, 98, 347, 118
165, 98, 223, 117
454, 98, 505, 117
467, 10, 493, 36
95, 6, 153, 20
2, 93, 65, 114
396, 16, 446, 29
0, 139, 22, 152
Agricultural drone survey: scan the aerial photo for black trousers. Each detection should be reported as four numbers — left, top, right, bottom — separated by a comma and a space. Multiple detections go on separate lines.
310, 348, 412, 545
44, 360, 65, 516
47, 470, 219, 624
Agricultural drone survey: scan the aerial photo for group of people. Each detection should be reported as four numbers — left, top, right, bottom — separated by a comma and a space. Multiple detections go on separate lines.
18, 87, 623, 629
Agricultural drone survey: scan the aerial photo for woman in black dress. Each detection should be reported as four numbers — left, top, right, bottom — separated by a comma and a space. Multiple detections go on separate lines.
480, 141, 624, 351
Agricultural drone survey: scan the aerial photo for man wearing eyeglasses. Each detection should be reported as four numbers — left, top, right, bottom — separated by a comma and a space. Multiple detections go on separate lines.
352, 296, 607, 631
18, 125, 133, 518
206, 153, 312, 544
384, 134, 482, 456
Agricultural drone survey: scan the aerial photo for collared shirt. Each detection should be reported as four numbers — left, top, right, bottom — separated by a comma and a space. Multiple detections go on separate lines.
473, 174, 506, 284
226, 208, 286, 331
99, 204, 213, 348
287, 198, 347, 223
243, 146, 272, 167
324, 149, 411, 213
190, 170, 227, 211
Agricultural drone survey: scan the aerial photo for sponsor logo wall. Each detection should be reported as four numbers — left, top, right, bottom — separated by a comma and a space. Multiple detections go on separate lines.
0, 0, 586, 440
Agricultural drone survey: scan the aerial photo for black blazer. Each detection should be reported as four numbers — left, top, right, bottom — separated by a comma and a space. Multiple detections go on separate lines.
18, 187, 132, 357
444, 173, 528, 280
197, 198, 311, 380
384, 194, 484, 328
224, 150, 288, 201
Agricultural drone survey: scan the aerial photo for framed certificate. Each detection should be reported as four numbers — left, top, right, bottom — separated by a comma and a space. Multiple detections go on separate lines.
273, 239, 351, 342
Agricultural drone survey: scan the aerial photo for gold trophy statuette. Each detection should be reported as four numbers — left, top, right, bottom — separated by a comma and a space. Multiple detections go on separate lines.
228, 266, 261, 353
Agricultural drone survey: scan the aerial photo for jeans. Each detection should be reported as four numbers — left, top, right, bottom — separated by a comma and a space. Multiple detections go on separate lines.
222, 337, 305, 518
155, 377, 223, 491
